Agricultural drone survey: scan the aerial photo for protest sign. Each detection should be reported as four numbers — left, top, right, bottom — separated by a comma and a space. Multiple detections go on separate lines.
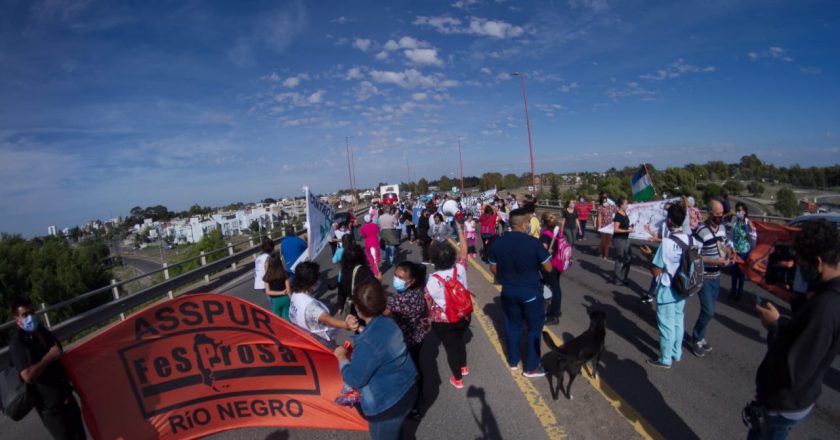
597, 198, 678, 240
462, 189, 498, 216
305, 187, 335, 263
62, 294, 367, 440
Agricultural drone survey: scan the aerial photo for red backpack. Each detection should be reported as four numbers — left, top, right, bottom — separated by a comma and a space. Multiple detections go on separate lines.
432, 265, 474, 323
542, 230, 573, 273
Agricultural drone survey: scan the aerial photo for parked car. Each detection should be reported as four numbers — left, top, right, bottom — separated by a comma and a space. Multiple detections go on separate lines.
787, 212, 840, 230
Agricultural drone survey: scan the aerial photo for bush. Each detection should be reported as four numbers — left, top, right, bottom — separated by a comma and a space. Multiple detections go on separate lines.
747, 181, 765, 197
723, 180, 746, 196
775, 188, 799, 217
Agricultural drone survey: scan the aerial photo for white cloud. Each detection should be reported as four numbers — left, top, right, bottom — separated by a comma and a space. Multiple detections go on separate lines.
639, 59, 716, 81
798, 65, 822, 75
413, 16, 462, 34
468, 17, 524, 38
412, 92, 428, 101
536, 103, 565, 117
398, 36, 421, 49
272, 89, 326, 108
605, 81, 656, 100
414, 15, 524, 39
331, 16, 351, 24
259, 3, 308, 53
262, 72, 282, 82
384, 40, 400, 51
404, 48, 444, 66
369, 69, 459, 89
353, 81, 380, 101
748, 46, 795, 63
384, 36, 424, 51
559, 81, 578, 92
307, 90, 324, 104
452, 0, 481, 9
375, 51, 389, 60
352, 38, 372, 52
567, 0, 610, 12
281, 73, 309, 88
480, 67, 492, 75
346, 67, 364, 80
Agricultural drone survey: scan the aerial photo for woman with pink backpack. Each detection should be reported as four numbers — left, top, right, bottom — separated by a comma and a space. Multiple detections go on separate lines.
540, 212, 572, 325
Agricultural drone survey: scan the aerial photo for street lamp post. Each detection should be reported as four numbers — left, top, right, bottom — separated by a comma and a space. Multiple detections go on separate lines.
511, 72, 537, 198
345, 136, 357, 208
457, 138, 465, 194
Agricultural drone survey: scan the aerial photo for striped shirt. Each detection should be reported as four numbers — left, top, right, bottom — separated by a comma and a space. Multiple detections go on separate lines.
693, 222, 731, 278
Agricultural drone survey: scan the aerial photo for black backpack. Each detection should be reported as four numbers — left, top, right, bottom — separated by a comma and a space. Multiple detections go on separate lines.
668, 235, 705, 297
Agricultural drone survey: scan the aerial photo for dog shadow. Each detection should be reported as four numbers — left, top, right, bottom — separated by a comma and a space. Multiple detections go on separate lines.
466, 386, 503, 440
598, 350, 701, 440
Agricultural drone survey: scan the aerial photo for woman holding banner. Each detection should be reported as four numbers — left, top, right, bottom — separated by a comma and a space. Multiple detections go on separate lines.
337, 282, 418, 440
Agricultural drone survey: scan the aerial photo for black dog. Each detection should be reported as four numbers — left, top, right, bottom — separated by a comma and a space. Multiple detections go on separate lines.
543, 310, 606, 400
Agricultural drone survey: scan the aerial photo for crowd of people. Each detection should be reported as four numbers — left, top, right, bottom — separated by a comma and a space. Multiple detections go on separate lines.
6, 189, 839, 440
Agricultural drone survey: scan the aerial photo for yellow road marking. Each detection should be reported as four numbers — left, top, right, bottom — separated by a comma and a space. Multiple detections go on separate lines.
463, 250, 663, 440
447, 241, 566, 439
541, 330, 665, 440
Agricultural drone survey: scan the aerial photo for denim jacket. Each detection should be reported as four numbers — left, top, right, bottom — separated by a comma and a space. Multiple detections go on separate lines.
339, 316, 417, 416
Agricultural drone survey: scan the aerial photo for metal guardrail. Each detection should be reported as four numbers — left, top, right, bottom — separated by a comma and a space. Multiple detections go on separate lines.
1, 205, 369, 364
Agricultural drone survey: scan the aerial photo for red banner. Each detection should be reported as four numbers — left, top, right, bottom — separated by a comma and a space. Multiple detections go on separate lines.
62, 293, 367, 439
740, 221, 803, 302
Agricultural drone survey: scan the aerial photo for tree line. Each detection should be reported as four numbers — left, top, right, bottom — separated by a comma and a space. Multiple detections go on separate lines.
0, 235, 112, 342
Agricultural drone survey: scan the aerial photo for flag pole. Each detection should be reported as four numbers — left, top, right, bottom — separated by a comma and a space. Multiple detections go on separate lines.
643, 163, 657, 197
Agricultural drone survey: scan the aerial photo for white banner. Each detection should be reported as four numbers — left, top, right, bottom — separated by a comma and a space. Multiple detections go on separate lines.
463, 189, 498, 216
291, 187, 335, 269
597, 198, 679, 240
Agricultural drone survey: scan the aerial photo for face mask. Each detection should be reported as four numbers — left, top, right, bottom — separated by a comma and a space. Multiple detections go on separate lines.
22, 314, 38, 333
798, 262, 822, 289
710, 215, 723, 226
579, 197, 584, 202
736, 212, 745, 220
569, 203, 575, 209
602, 201, 607, 206
392, 277, 407, 292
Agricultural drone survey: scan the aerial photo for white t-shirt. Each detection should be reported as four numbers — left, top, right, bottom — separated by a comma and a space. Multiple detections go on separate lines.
653, 232, 699, 287
426, 262, 468, 310
254, 253, 269, 289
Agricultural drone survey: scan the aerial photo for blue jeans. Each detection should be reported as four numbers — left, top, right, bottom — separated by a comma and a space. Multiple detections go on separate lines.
366, 384, 417, 440
383, 245, 395, 264
541, 269, 562, 318
501, 288, 545, 371
731, 252, 749, 297
656, 298, 686, 365
746, 412, 802, 440
692, 277, 720, 342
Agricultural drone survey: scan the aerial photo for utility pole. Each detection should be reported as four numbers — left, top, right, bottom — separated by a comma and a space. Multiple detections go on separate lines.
345, 136, 357, 208
511, 72, 537, 198
457, 138, 465, 194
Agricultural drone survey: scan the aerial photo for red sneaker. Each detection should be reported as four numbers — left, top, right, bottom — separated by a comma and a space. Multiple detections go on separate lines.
461, 366, 470, 376
449, 376, 464, 389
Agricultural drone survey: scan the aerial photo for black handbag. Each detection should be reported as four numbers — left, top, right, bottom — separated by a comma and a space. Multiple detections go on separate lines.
0, 365, 37, 421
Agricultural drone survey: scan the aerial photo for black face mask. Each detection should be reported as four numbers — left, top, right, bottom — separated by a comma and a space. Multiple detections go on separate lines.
710, 215, 723, 226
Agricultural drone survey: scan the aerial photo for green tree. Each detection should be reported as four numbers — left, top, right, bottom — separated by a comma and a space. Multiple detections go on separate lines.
169, 230, 227, 277
775, 188, 799, 217
550, 180, 560, 201
480, 172, 503, 190
702, 183, 723, 204
249, 220, 260, 234
503, 173, 520, 190
438, 175, 453, 192
723, 180, 746, 196
416, 178, 429, 194
747, 181, 765, 197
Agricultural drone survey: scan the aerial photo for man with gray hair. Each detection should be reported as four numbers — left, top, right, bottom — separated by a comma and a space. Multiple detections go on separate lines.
489, 208, 553, 377
690, 199, 734, 357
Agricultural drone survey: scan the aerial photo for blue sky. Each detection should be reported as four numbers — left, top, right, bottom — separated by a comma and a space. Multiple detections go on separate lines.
1, 0, 839, 236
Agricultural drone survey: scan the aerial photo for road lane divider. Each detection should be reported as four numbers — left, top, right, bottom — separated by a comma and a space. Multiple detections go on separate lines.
462, 249, 663, 440
447, 241, 566, 439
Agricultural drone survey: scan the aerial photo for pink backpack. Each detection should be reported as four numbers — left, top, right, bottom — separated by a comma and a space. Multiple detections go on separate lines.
542, 230, 572, 273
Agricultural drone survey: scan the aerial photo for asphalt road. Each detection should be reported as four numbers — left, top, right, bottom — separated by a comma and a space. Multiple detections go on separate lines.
5, 233, 839, 439
121, 255, 164, 274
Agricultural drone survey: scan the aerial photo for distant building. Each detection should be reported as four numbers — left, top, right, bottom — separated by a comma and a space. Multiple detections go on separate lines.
47, 225, 57, 236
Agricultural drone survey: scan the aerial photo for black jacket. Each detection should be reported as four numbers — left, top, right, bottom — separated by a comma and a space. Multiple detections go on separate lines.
755, 276, 840, 410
